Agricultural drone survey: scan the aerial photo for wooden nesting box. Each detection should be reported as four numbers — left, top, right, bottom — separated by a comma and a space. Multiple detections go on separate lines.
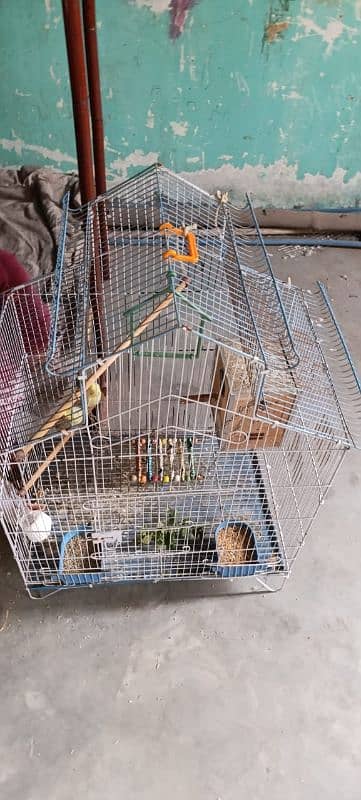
211, 346, 297, 450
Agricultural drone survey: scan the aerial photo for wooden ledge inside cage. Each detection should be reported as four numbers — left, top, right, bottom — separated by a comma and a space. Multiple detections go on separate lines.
211, 345, 297, 450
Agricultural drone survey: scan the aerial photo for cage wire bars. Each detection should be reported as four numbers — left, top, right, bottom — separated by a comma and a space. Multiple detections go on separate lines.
0, 164, 361, 597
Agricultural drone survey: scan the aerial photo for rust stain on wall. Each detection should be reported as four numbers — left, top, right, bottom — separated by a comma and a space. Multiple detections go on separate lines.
264, 19, 289, 42
262, 1, 295, 49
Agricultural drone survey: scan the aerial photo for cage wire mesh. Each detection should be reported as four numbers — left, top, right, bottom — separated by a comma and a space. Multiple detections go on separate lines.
46, 164, 301, 375
0, 274, 77, 455
0, 163, 360, 596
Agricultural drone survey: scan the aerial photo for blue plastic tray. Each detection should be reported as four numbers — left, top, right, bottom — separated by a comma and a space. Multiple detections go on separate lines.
58, 526, 105, 586
214, 519, 278, 578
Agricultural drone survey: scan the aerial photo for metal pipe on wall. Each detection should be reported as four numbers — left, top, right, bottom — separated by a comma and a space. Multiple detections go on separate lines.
61, 0, 96, 204
61, 0, 106, 393
82, 0, 106, 197
82, 0, 110, 283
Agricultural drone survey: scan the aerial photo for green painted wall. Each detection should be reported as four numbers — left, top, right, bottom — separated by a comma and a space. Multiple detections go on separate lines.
1, 0, 361, 207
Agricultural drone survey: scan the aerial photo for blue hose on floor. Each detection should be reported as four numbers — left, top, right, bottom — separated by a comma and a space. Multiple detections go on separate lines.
252, 237, 361, 249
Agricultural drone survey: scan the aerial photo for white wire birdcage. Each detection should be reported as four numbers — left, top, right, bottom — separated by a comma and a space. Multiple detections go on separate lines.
0, 164, 360, 597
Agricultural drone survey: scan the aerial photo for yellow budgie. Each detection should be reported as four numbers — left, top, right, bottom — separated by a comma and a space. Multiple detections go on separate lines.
86, 381, 102, 413
55, 381, 102, 432
54, 403, 83, 431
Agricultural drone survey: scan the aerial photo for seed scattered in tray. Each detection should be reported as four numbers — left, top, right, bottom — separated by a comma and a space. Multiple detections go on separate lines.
62, 535, 94, 573
218, 525, 255, 565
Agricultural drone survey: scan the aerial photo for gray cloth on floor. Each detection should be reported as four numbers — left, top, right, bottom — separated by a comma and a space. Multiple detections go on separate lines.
0, 166, 80, 278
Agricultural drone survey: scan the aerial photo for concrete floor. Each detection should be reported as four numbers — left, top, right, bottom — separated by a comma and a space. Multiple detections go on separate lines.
1, 245, 361, 800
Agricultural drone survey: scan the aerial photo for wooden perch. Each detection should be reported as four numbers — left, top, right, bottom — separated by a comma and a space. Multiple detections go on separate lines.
19, 433, 73, 497
17, 279, 189, 494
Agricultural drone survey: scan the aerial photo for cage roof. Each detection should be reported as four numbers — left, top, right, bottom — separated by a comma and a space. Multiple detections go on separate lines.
43, 164, 361, 449
47, 164, 300, 376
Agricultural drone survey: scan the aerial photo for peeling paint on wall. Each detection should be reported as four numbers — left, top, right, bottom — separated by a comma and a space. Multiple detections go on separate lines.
109, 149, 160, 178
0, 136, 77, 166
146, 108, 155, 128
169, 119, 189, 136
294, 16, 357, 55
2, 0, 361, 207
283, 90, 302, 100
181, 160, 361, 209
49, 65, 61, 86
133, 0, 170, 12
131, 0, 197, 38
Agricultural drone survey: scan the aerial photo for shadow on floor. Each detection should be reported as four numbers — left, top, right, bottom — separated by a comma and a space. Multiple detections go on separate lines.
0, 530, 278, 622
